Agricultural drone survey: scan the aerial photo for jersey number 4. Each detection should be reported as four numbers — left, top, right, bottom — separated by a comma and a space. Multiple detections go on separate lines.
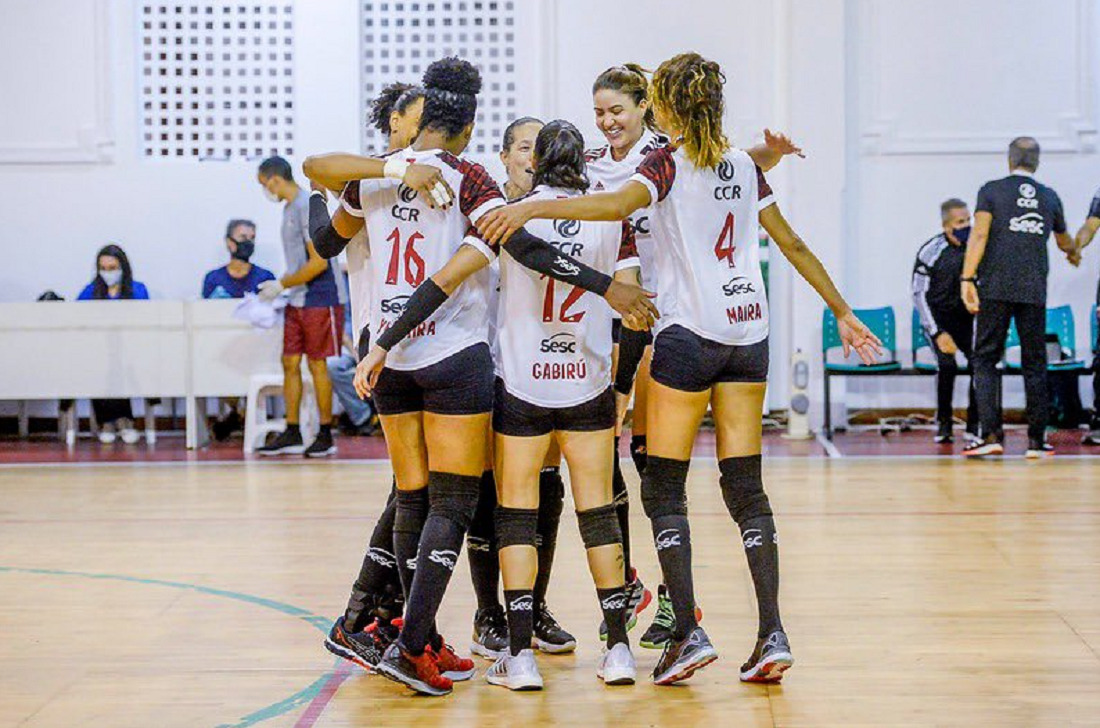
541, 275, 585, 323
714, 212, 736, 268
385, 228, 425, 286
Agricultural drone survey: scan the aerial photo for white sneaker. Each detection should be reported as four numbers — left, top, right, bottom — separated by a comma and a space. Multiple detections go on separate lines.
597, 642, 636, 686
485, 649, 543, 691
97, 423, 117, 444
119, 419, 141, 445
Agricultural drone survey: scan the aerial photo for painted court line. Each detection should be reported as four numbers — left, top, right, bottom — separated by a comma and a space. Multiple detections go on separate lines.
293, 662, 355, 728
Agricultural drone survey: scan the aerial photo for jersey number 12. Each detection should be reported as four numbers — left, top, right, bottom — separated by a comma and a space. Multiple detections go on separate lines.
541, 276, 586, 323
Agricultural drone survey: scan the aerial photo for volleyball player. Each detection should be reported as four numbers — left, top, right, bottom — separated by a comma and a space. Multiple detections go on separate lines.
586, 64, 804, 649
306, 82, 425, 672
303, 57, 655, 696
477, 52, 881, 685
357, 119, 646, 690
468, 116, 577, 660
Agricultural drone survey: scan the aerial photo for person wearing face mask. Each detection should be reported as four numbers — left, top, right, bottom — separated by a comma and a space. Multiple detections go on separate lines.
201, 219, 275, 300
77, 244, 150, 445
912, 199, 979, 444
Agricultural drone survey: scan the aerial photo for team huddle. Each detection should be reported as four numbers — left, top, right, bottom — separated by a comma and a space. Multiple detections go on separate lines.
300, 53, 881, 696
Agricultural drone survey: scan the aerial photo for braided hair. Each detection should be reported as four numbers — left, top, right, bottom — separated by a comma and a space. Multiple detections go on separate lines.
650, 53, 729, 169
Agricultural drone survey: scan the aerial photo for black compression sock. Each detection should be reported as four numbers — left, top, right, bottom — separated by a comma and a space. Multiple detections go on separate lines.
533, 467, 564, 607
651, 514, 697, 639
345, 487, 399, 630
401, 514, 466, 653
504, 589, 535, 656
741, 514, 783, 637
612, 441, 633, 580
597, 586, 629, 648
393, 488, 429, 604
467, 471, 501, 611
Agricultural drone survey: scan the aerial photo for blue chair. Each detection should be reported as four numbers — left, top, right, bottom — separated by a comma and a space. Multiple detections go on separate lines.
1091, 303, 1098, 355
911, 309, 938, 372
822, 307, 901, 436
1004, 306, 1086, 372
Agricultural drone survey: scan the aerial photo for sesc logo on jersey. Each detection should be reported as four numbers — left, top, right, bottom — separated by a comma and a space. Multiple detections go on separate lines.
533, 332, 587, 381
540, 331, 578, 354
1009, 211, 1045, 235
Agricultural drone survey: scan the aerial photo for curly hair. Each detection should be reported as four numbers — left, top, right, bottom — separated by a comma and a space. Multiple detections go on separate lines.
592, 63, 656, 132
369, 82, 425, 136
650, 53, 729, 169
419, 57, 482, 138
531, 120, 588, 193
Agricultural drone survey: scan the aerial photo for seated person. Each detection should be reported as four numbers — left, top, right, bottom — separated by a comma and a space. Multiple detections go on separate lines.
201, 219, 276, 440
77, 244, 149, 445
202, 219, 275, 299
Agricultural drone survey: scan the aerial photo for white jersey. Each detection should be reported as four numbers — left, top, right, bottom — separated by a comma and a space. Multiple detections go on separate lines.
586, 129, 666, 293
492, 185, 639, 408
342, 147, 505, 370
344, 226, 371, 352
630, 146, 774, 346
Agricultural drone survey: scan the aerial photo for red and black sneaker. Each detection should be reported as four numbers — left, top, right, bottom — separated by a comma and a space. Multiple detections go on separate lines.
324, 616, 401, 671
430, 641, 476, 681
375, 642, 453, 696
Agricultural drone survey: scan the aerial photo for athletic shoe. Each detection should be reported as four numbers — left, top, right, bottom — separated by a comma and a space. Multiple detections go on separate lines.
324, 616, 386, 670
597, 642, 636, 686
118, 419, 142, 445
533, 604, 576, 654
257, 428, 305, 456
933, 421, 953, 444
599, 570, 652, 641
963, 430, 982, 449
639, 585, 702, 650
739, 630, 794, 683
961, 437, 1004, 458
375, 642, 452, 696
1025, 440, 1055, 459
471, 605, 509, 659
430, 641, 476, 681
652, 626, 718, 685
1083, 428, 1100, 446
304, 428, 337, 458
485, 649, 543, 691
97, 423, 117, 444
212, 410, 242, 441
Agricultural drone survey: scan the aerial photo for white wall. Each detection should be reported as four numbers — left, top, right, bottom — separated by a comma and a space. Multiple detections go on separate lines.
1, 0, 1097, 422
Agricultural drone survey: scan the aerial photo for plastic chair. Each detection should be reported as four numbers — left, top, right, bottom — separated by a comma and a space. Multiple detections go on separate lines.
243, 373, 317, 454
1091, 303, 1098, 354
822, 307, 902, 437
1005, 306, 1086, 372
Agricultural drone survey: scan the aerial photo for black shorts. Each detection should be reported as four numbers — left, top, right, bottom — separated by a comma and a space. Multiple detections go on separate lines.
650, 325, 769, 392
611, 317, 621, 344
493, 378, 615, 437
373, 343, 494, 416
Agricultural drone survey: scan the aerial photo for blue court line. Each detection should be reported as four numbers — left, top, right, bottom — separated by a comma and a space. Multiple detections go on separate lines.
0, 566, 342, 728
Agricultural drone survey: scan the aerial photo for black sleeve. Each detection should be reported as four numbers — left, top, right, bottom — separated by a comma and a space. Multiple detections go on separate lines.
501, 227, 612, 295
309, 191, 352, 259
1089, 189, 1100, 220
614, 325, 649, 395
375, 279, 449, 351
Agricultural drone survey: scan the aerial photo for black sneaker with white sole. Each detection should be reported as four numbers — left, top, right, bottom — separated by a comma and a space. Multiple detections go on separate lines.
533, 604, 576, 654
470, 605, 509, 659
256, 427, 305, 456
324, 615, 397, 670
961, 436, 1004, 458
304, 428, 337, 458
651, 626, 718, 685
1025, 439, 1055, 459
739, 630, 794, 683
933, 421, 953, 444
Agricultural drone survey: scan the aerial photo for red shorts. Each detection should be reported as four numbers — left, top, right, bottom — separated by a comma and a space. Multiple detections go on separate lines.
284, 305, 344, 360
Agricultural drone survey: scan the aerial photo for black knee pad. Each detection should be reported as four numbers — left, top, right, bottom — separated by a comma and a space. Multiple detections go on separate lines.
467, 470, 497, 543
394, 488, 430, 534
577, 503, 622, 549
427, 471, 481, 530
718, 455, 772, 525
640, 456, 689, 518
495, 506, 538, 549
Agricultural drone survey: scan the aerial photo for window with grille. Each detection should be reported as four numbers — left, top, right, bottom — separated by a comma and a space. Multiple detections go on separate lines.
359, 1, 540, 158
138, 2, 295, 161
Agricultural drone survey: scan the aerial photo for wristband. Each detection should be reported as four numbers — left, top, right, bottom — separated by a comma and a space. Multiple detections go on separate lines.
384, 156, 410, 180
376, 279, 449, 351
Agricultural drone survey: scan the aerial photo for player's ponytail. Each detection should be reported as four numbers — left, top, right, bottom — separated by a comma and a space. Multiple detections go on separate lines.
592, 63, 656, 132
650, 53, 729, 170
531, 120, 589, 193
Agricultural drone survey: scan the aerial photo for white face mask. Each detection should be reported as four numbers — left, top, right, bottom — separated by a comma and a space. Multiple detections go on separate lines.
99, 269, 123, 287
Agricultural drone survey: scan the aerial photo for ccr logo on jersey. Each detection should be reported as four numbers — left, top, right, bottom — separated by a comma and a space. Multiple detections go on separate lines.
554, 218, 581, 238
717, 159, 735, 182
539, 331, 577, 354
1017, 182, 1039, 209
399, 184, 417, 203
391, 184, 420, 221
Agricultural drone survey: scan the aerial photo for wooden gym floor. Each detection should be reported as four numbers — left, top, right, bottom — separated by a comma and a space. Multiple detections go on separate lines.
1, 454, 1098, 727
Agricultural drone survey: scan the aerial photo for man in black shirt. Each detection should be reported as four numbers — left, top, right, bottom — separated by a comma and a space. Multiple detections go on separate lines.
1077, 187, 1100, 444
960, 137, 1078, 458
912, 198, 978, 443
